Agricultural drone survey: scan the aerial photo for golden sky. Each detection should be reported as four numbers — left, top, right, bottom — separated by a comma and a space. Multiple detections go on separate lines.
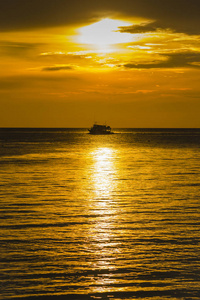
0, 0, 200, 127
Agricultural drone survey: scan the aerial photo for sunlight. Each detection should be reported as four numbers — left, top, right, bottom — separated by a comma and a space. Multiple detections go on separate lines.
92, 147, 115, 199
85, 146, 120, 293
78, 18, 133, 48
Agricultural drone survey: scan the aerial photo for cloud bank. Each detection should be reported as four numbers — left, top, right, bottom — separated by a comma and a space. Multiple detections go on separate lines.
0, 0, 199, 35
124, 51, 200, 69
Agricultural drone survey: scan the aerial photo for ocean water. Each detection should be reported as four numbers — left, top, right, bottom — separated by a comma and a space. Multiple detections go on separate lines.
0, 128, 200, 300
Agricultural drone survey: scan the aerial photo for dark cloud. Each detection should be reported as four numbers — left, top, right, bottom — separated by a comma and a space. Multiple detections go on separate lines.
42, 65, 73, 71
0, 73, 80, 91
0, 0, 199, 34
0, 77, 24, 90
0, 41, 40, 57
119, 21, 169, 34
124, 51, 200, 69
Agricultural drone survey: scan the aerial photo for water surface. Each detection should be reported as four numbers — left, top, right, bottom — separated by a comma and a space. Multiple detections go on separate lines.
0, 128, 200, 299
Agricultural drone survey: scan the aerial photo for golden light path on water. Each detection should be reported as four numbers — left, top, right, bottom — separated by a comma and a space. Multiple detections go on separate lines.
92, 147, 115, 199
86, 147, 121, 293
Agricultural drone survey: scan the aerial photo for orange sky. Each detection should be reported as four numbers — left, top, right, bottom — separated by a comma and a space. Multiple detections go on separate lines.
0, 0, 200, 127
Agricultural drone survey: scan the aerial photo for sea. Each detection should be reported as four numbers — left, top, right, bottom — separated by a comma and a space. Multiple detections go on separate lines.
0, 128, 200, 300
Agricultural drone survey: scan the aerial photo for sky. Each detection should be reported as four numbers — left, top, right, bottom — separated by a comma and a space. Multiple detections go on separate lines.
0, 0, 200, 128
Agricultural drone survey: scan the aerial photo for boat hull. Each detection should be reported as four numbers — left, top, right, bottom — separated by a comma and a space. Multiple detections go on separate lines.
88, 131, 114, 135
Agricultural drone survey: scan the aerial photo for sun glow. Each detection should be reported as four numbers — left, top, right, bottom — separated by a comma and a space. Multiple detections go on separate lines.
91, 147, 115, 198
78, 18, 133, 48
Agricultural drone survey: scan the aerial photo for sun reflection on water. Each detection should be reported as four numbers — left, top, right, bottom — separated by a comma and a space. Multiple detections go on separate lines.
91, 147, 116, 199
86, 147, 121, 293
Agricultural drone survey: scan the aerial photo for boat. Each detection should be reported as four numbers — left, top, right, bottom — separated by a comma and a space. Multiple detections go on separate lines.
88, 123, 114, 135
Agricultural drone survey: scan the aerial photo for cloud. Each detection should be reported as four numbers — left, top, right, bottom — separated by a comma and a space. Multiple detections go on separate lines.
119, 21, 168, 34
39, 51, 110, 68
40, 51, 93, 60
170, 88, 192, 91
0, 73, 81, 92
0, 41, 40, 57
42, 65, 73, 71
0, 0, 199, 35
123, 51, 200, 69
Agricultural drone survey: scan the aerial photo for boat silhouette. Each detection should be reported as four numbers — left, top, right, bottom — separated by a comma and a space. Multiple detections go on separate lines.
88, 123, 114, 135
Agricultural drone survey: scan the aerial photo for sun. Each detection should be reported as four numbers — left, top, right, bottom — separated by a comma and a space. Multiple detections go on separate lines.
77, 18, 133, 48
